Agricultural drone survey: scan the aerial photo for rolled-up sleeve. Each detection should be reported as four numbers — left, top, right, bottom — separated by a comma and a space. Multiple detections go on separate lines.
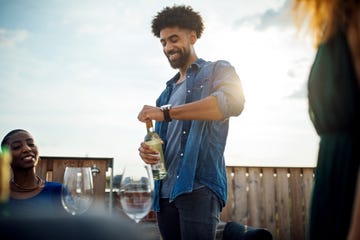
210, 60, 245, 118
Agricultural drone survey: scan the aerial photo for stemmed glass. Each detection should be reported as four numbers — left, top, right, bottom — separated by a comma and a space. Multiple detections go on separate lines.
61, 167, 94, 216
119, 162, 154, 223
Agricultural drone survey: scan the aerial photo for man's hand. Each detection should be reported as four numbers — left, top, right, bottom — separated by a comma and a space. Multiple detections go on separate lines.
137, 105, 164, 122
138, 142, 160, 165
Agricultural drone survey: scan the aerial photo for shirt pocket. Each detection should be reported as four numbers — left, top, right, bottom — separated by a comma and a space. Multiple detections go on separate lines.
190, 77, 211, 100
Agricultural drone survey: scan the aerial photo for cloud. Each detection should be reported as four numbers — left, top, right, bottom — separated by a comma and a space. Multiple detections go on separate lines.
256, 0, 292, 30
285, 54, 315, 99
288, 82, 307, 99
0, 28, 28, 47
76, 23, 115, 36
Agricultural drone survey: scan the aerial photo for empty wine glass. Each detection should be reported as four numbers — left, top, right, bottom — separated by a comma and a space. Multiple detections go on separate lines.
61, 167, 94, 216
119, 162, 154, 223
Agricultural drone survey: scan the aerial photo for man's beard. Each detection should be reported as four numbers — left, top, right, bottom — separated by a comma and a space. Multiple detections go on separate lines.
167, 49, 191, 69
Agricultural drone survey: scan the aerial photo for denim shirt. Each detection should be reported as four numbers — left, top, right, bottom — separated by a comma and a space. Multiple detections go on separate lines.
153, 58, 244, 211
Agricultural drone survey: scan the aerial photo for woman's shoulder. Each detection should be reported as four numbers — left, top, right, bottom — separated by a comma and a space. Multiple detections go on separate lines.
45, 181, 62, 187
44, 181, 63, 192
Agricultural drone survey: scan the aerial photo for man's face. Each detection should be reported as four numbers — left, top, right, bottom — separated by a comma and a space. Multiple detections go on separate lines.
159, 27, 193, 69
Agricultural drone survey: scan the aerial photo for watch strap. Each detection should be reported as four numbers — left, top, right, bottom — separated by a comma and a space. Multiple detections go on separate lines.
160, 105, 172, 122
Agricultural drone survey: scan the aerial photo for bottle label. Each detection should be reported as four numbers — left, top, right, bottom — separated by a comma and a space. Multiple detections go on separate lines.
152, 162, 162, 171
144, 139, 166, 180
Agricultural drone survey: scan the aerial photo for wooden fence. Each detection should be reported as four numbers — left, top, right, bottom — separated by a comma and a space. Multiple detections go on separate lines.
35, 157, 315, 239
36, 156, 114, 212
220, 166, 315, 240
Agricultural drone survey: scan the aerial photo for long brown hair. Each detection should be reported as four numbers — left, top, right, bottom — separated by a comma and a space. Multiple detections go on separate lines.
293, 0, 359, 47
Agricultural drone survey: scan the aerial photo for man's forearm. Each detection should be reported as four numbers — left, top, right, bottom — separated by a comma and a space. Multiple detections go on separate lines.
169, 96, 224, 121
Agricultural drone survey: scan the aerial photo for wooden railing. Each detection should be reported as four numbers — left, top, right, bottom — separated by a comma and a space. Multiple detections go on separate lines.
36, 156, 114, 212
220, 166, 315, 240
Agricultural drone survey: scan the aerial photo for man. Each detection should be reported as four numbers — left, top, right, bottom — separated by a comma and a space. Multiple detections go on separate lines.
137, 5, 245, 240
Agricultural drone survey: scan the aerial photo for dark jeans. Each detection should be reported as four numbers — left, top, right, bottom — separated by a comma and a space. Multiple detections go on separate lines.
157, 187, 221, 240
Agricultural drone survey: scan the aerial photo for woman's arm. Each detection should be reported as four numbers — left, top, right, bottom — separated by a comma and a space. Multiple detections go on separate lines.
348, 168, 360, 240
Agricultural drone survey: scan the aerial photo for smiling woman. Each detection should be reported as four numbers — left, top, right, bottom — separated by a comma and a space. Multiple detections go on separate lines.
1, 129, 66, 217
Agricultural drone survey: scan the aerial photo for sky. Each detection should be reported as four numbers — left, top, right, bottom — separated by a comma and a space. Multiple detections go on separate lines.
0, 0, 319, 174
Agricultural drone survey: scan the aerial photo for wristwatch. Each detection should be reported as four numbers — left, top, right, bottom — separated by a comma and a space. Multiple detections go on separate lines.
160, 104, 172, 122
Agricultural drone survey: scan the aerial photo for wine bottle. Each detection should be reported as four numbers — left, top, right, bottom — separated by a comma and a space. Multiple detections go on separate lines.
0, 148, 11, 217
144, 121, 167, 180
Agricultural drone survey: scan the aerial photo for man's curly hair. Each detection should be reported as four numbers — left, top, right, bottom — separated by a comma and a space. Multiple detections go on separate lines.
151, 5, 204, 38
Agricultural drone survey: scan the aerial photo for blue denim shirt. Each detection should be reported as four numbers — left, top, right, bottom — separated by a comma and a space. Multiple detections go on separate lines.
153, 58, 244, 211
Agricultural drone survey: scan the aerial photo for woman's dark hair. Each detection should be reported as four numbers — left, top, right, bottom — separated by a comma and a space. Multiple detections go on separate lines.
1, 129, 29, 151
151, 5, 204, 38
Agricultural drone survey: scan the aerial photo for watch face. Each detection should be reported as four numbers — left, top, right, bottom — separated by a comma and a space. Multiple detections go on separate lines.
161, 104, 172, 110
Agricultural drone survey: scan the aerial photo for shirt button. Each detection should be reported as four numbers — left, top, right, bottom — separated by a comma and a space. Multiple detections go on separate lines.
177, 175, 179, 179
187, 89, 191, 93
180, 153, 184, 157
182, 131, 186, 134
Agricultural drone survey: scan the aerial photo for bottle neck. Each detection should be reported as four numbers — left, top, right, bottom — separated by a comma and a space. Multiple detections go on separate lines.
146, 121, 154, 133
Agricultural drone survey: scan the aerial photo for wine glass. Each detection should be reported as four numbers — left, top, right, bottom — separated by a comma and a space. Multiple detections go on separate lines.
119, 162, 154, 223
61, 167, 94, 216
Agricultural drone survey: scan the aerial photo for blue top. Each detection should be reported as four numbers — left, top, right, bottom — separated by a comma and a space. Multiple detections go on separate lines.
160, 80, 187, 198
9, 181, 66, 217
154, 58, 244, 211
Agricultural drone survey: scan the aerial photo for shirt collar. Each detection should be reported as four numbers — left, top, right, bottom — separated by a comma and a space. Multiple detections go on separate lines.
166, 58, 206, 86
190, 58, 205, 70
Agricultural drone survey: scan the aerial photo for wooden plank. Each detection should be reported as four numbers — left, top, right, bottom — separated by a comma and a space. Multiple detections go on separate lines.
51, 158, 78, 182
262, 167, 277, 237
233, 167, 248, 223
276, 168, 291, 240
46, 171, 53, 182
302, 168, 314, 238
290, 168, 305, 240
220, 167, 234, 221
248, 167, 262, 226
81, 160, 107, 198
84, 160, 108, 211
36, 157, 51, 180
